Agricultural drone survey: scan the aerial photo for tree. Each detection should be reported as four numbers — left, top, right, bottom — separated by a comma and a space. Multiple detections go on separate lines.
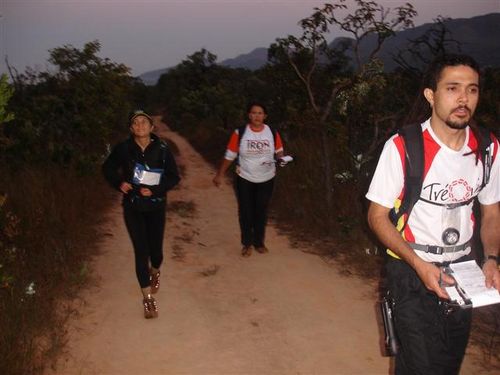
0, 74, 15, 150
0, 74, 15, 124
392, 16, 462, 78
155, 49, 252, 131
5, 41, 136, 166
0, 73, 15, 132
269, 0, 416, 215
476, 67, 500, 136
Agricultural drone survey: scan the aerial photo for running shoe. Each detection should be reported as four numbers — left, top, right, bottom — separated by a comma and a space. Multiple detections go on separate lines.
255, 246, 269, 254
150, 269, 161, 294
241, 246, 252, 257
143, 295, 158, 319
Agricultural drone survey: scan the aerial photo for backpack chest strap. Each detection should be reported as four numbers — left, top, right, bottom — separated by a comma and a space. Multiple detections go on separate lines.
408, 239, 472, 255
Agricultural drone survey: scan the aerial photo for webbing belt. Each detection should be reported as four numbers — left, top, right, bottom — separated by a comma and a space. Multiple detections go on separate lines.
409, 240, 472, 255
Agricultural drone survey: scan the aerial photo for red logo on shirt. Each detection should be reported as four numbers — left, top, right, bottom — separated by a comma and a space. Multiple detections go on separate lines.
423, 179, 476, 204
448, 179, 473, 202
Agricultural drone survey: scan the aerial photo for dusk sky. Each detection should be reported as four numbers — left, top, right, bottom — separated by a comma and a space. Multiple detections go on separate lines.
1, 0, 499, 77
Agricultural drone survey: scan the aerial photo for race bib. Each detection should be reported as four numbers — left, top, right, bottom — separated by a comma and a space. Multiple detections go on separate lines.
132, 163, 162, 186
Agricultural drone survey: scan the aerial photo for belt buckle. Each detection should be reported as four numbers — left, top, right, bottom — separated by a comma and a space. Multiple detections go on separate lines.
429, 246, 444, 255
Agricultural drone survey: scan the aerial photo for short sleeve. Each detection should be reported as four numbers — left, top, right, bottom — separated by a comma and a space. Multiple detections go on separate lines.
224, 130, 239, 160
365, 136, 405, 208
274, 131, 284, 153
478, 136, 500, 205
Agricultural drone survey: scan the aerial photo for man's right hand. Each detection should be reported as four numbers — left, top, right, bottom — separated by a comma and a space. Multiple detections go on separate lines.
120, 182, 133, 194
414, 260, 454, 299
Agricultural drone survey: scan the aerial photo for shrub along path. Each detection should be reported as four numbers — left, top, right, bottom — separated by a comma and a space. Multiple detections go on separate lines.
50, 118, 491, 374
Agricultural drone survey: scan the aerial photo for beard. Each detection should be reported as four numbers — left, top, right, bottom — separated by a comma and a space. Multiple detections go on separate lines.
445, 106, 472, 130
445, 119, 468, 130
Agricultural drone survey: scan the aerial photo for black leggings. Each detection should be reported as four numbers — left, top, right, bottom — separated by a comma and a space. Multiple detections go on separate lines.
386, 258, 472, 375
123, 204, 166, 288
235, 176, 274, 248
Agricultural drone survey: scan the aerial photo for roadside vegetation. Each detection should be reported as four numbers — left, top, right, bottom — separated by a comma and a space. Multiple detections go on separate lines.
0, 41, 139, 374
1, 1, 499, 373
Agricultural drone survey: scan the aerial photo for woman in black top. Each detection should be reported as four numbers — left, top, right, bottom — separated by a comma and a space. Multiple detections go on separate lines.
102, 110, 180, 319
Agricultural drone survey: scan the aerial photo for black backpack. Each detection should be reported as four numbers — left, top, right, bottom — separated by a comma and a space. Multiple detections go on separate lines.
389, 123, 493, 231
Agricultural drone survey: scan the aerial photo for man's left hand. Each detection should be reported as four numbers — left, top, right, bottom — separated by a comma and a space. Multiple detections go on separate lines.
483, 259, 500, 292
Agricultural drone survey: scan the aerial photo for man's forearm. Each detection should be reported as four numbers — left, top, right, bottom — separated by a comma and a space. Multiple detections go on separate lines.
480, 203, 500, 290
481, 205, 500, 258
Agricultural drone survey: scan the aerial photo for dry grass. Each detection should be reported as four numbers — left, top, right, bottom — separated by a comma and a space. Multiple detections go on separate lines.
174, 232, 194, 243
199, 265, 220, 277
0, 165, 113, 375
171, 244, 186, 262
168, 200, 197, 218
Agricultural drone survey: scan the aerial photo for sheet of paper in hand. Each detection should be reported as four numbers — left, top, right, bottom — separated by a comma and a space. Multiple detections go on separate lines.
132, 163, 162, 186
446, 260, 500, 308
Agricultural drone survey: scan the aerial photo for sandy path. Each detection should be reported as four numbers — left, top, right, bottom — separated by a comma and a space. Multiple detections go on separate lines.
50, 119, 489, 374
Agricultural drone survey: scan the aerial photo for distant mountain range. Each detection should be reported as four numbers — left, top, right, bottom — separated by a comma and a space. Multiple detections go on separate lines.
139, 67, 170, 86
139, 13, 500, 85
219, 47, 269, 70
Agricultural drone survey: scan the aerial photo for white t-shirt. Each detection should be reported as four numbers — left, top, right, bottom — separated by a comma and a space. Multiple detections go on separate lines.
366, 119, 500, 263
224, 124, 284, 183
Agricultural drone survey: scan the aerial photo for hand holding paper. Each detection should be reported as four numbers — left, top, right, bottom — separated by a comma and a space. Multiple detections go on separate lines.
277, 155, 293, 167
447, 260, 500, 308
483, 259, 500, 291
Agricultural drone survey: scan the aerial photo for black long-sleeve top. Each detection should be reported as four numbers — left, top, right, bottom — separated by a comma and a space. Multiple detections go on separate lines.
102, 134, 180, 206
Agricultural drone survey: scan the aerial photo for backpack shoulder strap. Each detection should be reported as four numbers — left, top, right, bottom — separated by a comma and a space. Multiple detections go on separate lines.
389, 123, 424, 231
237, 125, 247, 151
236, 125, 247, 165
476, 126, 493, 188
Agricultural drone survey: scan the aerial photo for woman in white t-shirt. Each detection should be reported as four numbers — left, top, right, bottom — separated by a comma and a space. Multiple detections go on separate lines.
213, 103, 284, 257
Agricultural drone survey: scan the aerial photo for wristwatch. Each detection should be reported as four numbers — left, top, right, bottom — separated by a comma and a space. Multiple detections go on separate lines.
484, 255, 499, 266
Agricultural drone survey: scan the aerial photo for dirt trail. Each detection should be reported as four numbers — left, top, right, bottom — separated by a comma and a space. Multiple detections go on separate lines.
51, 119, 488, 374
